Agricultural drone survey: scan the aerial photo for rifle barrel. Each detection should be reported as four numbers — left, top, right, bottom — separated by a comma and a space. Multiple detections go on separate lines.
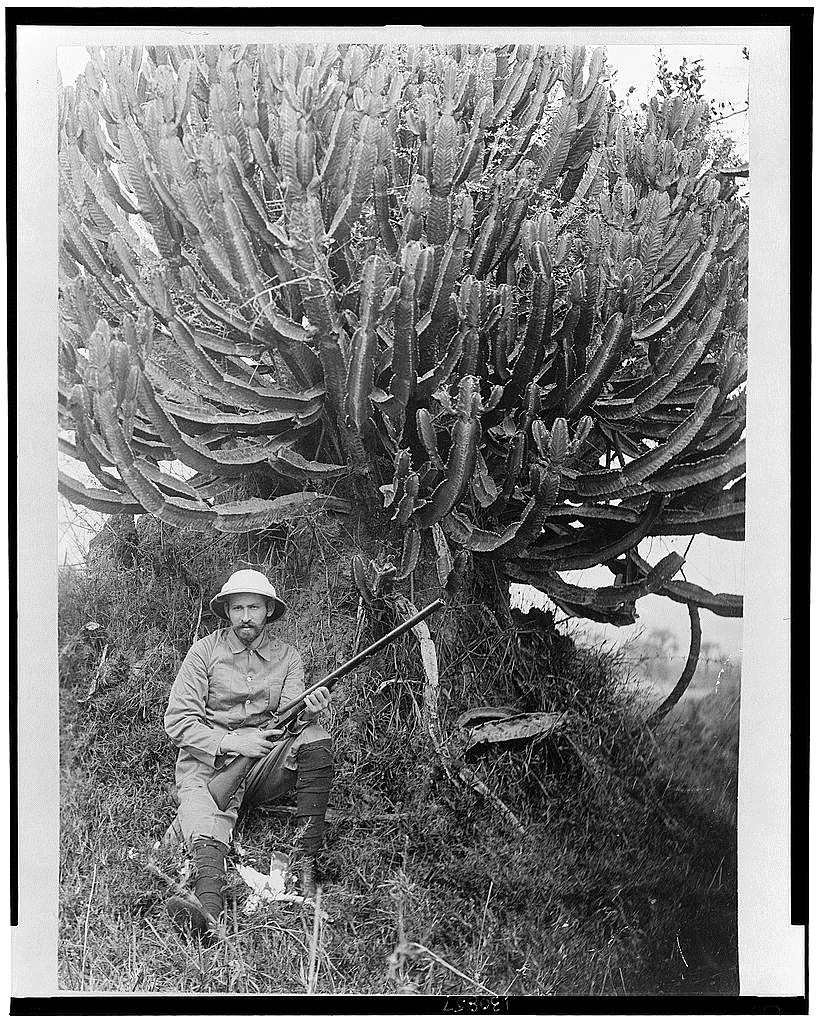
274, 598, 444, 720
207, 599, 444, 811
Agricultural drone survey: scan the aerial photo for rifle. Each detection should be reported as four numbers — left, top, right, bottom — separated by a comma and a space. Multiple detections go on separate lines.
207, 598, 444, 811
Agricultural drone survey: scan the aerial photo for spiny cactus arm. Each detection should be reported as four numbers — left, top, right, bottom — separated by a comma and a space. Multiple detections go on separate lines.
494, 471, 561, 558
469, 193, 501, 280
469, 449, 499, 507
188, 327, 265, 362
488, 182, 531, 272
693, 410, 746, 457
667, 471, 745, 510
94, 383, 218, 527
58, 468, 144, 514
571, 261, 600, 378
644, 235, 702, 308
117, 119, 179, 260
501, 247, 555, 407
132, 459, 208, 502
506, 550, 684, 614
595, 310, 723, 422
525, 493, 665, 572
269, 448, 348, 480
557, 148, 605, 226
416, 200, 473, 356
443, 510, 515, 553
634, 252, 713, 344
536, 98, 578, 193
212, 492, 351, 533
430, 523, 454, 588
540, 503, 640, 526
429, 108, 457, 218
166, 319, 270, 411
498, 50, 561, 171
564, 85, 607, 177
443, 469, 561, 556
414, 331, 465, 403
74, 149, 150, 260
166, 319, 329, 417
663, 581, 742, 617
396, 526, 422, 580
340, 120, 381, 240
345, 255, 387, 437
141, 354, 227, 409
384, 273, 418, 423
617, 551, 743, 617
218, 184, 268, 290
563, 311, 632, 419
63, 382, 129, 489
492, 45, 538, 125
61, 213, 132, 310
93, 337, 349, 527
549, 300, 581, 391
137, 375, 299, 478
453, 96, 492, 187
390, 471, 423, 526
98, 164, 141, 217
212, 270, 322, 394
645, 438, 745, 493
415, 408, 445, 470
373, 164, 399, 257
313, 328, 349, 423
59, 433, 124, 494
644, 500, 745, 536
158, 399, 323, 436
655, 305, 723, 377
683, 352, 745, 452
486, 282, 513, 383
414, 377, 481, 529
575, 385, 719, 498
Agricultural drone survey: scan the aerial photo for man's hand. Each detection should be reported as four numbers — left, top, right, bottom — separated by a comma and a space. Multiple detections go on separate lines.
221, 727, 284, 758
303, 685, 332, 718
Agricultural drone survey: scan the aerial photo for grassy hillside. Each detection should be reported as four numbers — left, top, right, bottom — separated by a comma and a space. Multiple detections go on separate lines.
57, 517, 739, 996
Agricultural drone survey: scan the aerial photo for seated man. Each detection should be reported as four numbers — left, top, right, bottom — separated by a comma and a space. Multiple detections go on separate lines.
163, 569, 333, 935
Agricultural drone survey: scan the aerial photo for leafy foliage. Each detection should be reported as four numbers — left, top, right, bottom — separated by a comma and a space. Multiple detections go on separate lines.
58, 42, 747, 627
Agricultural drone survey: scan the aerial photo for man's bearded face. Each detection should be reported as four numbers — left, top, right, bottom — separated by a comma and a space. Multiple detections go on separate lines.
226, 592, 272, 645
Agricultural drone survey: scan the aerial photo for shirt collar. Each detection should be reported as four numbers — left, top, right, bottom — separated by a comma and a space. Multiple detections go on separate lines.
224, 625, 275, 659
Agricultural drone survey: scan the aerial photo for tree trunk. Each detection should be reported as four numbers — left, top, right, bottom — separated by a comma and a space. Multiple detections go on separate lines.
264, 506, 576, 833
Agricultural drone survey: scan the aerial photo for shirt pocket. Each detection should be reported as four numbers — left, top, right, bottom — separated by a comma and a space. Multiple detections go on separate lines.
208, 656, 246, 713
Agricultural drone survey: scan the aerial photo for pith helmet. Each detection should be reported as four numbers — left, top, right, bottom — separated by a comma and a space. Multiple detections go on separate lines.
210, 569, 287, 622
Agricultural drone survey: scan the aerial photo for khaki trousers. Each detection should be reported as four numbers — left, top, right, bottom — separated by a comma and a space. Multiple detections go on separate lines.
165, 723, 331, 850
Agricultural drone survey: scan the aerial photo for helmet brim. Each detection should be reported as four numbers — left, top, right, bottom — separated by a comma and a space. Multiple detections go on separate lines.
209, 594, 287, 622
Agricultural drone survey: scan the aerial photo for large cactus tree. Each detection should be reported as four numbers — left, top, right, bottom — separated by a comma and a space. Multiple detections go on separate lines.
58, 42, 746, 654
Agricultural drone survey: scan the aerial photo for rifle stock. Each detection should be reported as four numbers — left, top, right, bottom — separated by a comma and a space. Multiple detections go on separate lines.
207, 599, 444, 811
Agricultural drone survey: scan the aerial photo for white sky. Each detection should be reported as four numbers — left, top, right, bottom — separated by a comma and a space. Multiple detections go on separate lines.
56, 40, 749, 655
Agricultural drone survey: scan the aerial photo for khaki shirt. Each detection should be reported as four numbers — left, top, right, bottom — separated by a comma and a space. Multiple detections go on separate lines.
164, 625, 305, 780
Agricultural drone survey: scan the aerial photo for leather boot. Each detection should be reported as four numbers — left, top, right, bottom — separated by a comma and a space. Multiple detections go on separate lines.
166, 838, 227, 938
293, 740, 333, 897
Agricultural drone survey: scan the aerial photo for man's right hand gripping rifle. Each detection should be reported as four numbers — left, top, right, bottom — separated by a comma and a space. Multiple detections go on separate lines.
220, 680, 332, 759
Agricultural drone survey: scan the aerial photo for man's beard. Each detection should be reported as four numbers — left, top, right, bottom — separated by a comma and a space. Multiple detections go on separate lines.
234, 621, 265, 644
